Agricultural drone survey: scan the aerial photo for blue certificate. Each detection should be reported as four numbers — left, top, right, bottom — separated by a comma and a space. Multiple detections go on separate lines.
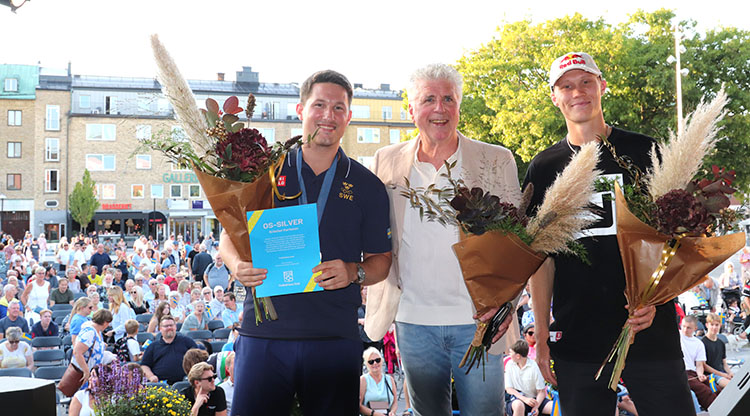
247, 204, 322, 297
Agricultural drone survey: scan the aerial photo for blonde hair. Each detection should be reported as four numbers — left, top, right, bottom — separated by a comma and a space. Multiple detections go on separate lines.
108, 286, 126, 314
362, 346, 382, 362
706, 313, 722, 324
177, 280, 190, 295
131, 286, 145, 306
188, 362, 214, 386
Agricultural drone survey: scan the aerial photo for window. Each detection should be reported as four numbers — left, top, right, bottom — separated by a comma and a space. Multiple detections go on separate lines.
171, 126, 188, 142
6, 174, 21, 190
158, 98, 170, 113
86, 124, 116, 141
46, 105, 60, 131
7, 110, 21, 126
286, 103, 299, 120
382, 106, 392, 120
136, 125, 152, 141
170, 184, 182, 198
151, 184, 164, 199
135, 155, 151, 170
131, 184, 145, 199
189, 184, 201, 198
400, 109, 408, 120
86, 154, 116, 171
105, 96, 117, 114
7, 142, 21, 158
45, 138, 60, 161
357, 156, 374, 170
79, 95, 91, 109
351, 105, 370, 119
390, 129, 401, 144
291, 128, 303, 138
45, 169, 59, 193
4, 78, 18, 92
101, 184, 116, 199
137, 96, 151, 112
357, 128, 380, 143
257, 128, 275, 144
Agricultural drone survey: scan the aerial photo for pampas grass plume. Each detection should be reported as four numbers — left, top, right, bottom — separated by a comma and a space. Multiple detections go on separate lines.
647, 88, 728, 200
528, 141, 602, 254
150, 34, 214, 162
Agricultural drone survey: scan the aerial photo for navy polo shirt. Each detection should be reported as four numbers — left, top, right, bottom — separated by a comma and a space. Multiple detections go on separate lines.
239, 147, 391, 341
140, 333, 198, 384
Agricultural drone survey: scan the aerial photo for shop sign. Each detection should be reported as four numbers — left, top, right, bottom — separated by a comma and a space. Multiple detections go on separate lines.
163, 172, 198, 183
192, 200, 203, 209
101, 203, 132, 210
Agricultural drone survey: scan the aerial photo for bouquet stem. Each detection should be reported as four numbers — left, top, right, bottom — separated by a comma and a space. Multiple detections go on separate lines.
595, 236, 682, 390
458, 320, 489, 379
251, 287, 278, 325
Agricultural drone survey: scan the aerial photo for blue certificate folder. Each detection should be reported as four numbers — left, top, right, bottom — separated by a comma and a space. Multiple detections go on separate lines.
247, 204, 322, 297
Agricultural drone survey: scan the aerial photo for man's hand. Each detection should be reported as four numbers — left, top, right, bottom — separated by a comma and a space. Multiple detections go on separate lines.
474, 307, 512, 344
535, 336, 557, 386
521, 396, 538, 407
626, 305, 656, 334
147, 374, 159, 383
698, 373, 707, 382
233, 261, 267, 288
312, 260, 355, 290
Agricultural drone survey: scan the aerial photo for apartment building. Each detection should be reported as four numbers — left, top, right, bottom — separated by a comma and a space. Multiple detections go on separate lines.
0, 64, 413, 242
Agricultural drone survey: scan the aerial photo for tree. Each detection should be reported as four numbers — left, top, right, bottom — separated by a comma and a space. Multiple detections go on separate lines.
69, 169, 99, 233
456, 9, 750, 194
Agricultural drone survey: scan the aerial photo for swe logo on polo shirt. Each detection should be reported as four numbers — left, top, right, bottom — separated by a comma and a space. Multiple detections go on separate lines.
338, 181, 354, 201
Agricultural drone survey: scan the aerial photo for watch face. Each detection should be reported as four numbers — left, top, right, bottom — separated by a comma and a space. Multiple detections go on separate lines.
357, 264, 366, 284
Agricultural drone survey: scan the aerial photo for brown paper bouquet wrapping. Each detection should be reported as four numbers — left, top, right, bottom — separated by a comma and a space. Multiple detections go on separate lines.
453, 231, 545, 371
194, 168, 279, 321
596, 183, 745, 390
194, 169, 273, 263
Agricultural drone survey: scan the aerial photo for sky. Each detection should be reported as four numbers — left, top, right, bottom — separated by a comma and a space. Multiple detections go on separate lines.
1, 0, 748, 90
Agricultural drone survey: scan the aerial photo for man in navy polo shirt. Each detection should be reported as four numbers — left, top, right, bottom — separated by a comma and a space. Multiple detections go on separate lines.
221, 70, 392, 415
141, 315, 198, 384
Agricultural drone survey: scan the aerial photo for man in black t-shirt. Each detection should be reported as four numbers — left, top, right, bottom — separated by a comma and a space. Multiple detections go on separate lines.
702, 313, 733, 390
524, 52, 694, 415
182, 362, 227, 416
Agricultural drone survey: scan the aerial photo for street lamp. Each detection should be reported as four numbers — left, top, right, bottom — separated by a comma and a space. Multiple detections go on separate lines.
0, 193, 6, 233
0, 0, 30, 13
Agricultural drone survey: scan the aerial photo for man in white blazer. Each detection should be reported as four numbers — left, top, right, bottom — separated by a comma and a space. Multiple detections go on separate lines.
365, 63, 522, 416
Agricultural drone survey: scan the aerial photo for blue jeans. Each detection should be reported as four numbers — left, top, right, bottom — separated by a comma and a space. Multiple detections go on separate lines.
396, 322, 504, 416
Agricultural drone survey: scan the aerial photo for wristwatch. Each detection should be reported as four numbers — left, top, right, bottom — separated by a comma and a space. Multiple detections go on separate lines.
354, 263, 366, 285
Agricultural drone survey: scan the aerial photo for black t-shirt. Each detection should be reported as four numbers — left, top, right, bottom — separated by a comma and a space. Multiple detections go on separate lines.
239, 148, 391, 341
140, 333, 198, 384
522, 127, 681, 363
181, 385, 227, 416
701, 336, 726, 373
30, 243, 40, 259
192, 252, 213, 280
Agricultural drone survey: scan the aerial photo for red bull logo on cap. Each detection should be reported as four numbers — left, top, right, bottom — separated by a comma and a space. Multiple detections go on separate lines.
559, 53, 587, 70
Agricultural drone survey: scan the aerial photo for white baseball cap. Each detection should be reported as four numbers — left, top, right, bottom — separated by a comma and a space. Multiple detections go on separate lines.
548, 52, 602, 89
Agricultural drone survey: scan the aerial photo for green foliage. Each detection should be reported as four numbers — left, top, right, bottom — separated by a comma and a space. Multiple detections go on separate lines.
69, 170, 99, 233
457, 10, 750, 195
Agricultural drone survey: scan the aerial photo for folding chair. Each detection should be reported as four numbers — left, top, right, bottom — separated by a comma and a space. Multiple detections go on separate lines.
51, 309, 70, 320
33, 349, 66, 367
209, 340, 226, 352
137, 332, 155, 344
51, 303, 73, 312
212, 328, 231, 341
184, 330, 212, 341
136, 313, 153, 324
0, 367, 32, 377
34, 365, 68, 382
207, 320, 225, 331
32, 336, 63, 349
